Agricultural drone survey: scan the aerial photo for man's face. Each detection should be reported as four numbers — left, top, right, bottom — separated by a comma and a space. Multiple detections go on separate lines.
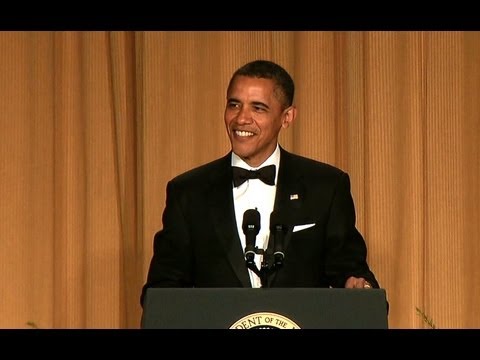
224, 76, 295, 167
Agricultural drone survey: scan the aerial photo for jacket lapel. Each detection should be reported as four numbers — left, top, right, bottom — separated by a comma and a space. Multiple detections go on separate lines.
268, 148, 306, 285
273, 148, 306, 245
207, 154, 251, 287
206, 149, 307, 288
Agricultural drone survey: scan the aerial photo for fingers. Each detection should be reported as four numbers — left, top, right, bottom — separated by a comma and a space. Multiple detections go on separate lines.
344, 276, 372, 289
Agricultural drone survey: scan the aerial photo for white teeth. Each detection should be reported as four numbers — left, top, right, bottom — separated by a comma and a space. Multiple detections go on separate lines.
235, 130, 254, 137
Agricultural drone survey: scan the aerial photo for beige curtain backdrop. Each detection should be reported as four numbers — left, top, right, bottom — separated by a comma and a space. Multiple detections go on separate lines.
0, 31, 479, 329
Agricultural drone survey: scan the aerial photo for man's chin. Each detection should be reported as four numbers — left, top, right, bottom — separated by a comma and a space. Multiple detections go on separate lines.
232, 151, 251, 161
231, 145, 253, 158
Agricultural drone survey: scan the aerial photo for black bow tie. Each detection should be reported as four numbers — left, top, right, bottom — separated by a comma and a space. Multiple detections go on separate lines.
232, 165, 276, 187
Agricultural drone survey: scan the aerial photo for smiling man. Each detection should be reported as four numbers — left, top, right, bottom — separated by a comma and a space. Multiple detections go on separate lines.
141, 60, 379, 305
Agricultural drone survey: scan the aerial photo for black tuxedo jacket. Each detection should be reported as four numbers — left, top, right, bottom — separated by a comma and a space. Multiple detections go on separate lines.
141, 147, 379, 304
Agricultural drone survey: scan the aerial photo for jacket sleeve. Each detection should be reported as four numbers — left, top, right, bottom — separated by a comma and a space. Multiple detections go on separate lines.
323, 172, 379, 288
140, 180, 193, 306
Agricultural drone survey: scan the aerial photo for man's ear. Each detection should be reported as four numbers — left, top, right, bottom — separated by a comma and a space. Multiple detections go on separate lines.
282, 106, 297, 129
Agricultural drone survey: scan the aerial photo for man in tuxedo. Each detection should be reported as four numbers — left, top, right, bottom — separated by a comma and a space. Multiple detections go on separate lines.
141, 59, 379, 306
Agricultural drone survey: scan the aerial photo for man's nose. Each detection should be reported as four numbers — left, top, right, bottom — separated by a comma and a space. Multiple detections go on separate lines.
236, 107, 253, 124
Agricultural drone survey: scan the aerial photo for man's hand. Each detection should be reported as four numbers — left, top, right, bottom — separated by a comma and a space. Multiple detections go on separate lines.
345, 276, 372, 289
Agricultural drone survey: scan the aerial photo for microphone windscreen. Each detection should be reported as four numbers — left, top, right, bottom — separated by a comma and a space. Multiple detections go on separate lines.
242, 208, 261, 234
269, 210, 290, 231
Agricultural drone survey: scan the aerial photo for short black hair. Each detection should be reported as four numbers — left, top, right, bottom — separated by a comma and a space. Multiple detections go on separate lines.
227, 60, 295, 109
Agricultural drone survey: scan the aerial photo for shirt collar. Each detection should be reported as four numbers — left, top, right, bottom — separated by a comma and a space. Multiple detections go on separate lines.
231, 144, 280, 182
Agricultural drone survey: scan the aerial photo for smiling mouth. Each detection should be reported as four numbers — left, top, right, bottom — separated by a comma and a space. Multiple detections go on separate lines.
234, 130, 255, 137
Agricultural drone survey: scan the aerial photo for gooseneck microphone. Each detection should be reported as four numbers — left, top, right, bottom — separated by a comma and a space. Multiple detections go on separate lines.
242, 208, 261, 267
241, 208, 288, 287
270, 211, 287, 267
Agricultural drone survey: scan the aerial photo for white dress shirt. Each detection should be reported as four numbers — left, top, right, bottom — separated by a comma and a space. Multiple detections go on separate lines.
231, 144, 280, 288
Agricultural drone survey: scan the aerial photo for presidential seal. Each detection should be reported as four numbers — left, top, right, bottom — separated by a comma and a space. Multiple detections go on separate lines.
229, 312, 300, 329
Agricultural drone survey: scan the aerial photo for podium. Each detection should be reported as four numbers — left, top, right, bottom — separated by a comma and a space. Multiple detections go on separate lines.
141, 288, 388, 329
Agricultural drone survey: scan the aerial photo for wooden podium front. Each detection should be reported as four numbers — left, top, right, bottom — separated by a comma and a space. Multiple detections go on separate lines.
141, 288, 388, 329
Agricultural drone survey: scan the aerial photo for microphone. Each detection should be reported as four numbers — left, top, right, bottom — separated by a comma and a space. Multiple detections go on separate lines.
270, 210, 288, 267
242, 209, 261, 266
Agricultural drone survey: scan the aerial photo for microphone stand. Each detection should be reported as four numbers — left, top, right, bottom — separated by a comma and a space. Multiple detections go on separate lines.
245, 247, 283, 288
